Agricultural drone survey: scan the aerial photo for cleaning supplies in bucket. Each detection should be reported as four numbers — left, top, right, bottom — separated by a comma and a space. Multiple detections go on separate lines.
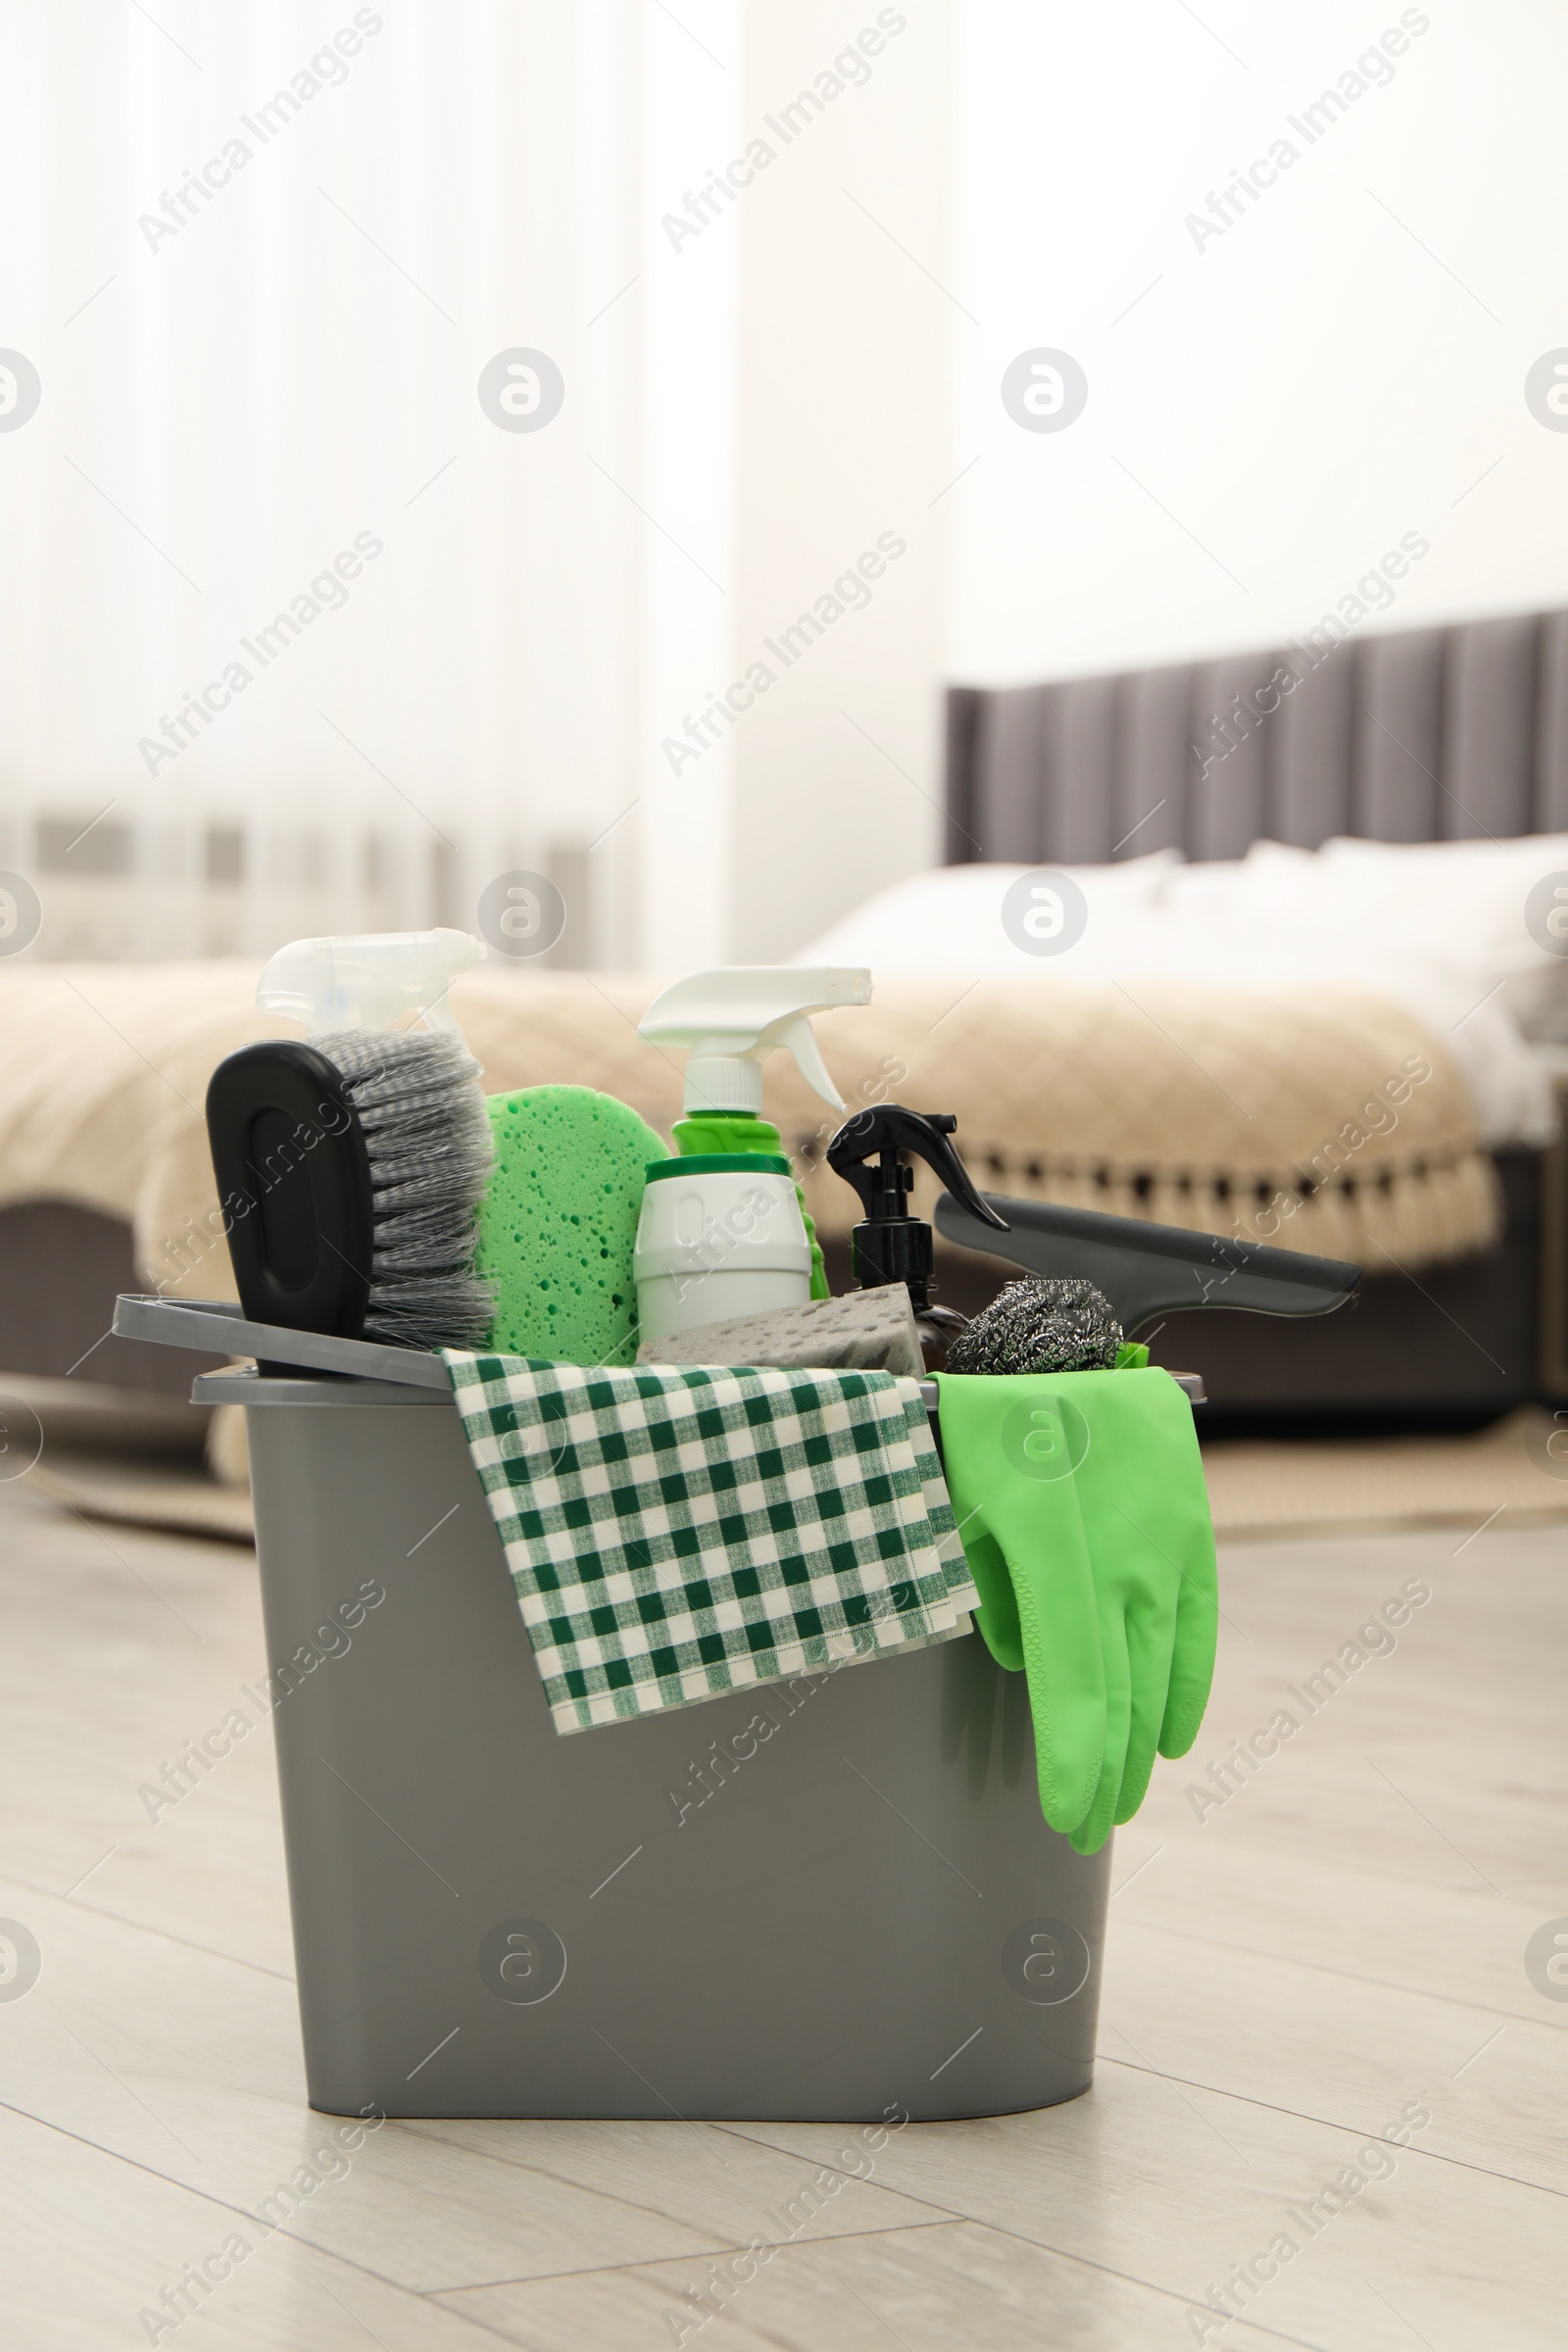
826, 1103, 1009, 1370
206, 930, 494, 1351
936, 1363, 1217, 1855
923, 1191, 1361, 1853
946, 1276, 1128, 1374
476, 1086, 665, 1366
637, 1285, 925, 1376
444, 1352, 980, 1732
634, 967, 870, 1340
634, 1153, 811, 1345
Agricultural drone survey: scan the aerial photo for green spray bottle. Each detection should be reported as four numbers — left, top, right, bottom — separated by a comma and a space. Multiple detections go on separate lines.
634, 967, 871, 1330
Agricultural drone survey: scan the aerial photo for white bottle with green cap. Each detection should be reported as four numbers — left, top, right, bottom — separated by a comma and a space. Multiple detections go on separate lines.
633, 967, 872, 1343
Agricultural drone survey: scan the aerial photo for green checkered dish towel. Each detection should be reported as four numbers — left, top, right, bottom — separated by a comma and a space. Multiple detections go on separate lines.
443, 1355, 980, 1735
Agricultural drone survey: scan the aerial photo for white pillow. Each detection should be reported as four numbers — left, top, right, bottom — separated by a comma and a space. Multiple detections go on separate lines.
1318, 834, 1568, 1042
791, 850, 1180, 975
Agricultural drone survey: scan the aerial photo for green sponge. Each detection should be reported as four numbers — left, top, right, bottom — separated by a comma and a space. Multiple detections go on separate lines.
476, 1085, 664, 1366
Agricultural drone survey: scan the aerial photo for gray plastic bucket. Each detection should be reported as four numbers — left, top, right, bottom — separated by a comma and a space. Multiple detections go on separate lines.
118, 1295, 1114, 2124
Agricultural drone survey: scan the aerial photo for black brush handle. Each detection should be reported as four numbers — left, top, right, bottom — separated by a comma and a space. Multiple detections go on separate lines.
934, 1190, 1359, 1337
206, 1042, 375, 1344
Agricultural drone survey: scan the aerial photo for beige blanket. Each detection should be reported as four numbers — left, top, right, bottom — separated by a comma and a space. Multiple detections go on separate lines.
0, 962, 1498, 1298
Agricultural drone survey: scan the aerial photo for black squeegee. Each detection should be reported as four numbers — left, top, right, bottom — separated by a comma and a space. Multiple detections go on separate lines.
934, 1191, 1359, 1338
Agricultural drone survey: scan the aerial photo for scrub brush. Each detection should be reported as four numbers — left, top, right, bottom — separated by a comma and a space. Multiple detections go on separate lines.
206, 930, 495, 1352
945, 1276, 1122, 1375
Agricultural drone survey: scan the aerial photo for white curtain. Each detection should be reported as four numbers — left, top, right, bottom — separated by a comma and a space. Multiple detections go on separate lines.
0, 0, 741, 965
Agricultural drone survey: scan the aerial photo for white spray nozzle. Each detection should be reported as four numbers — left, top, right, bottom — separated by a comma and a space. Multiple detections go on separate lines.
257, 929, 485, 1036
639, 966, 872, 1115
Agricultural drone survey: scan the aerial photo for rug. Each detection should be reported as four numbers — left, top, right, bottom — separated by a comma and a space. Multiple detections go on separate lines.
26, 1455, 255, 1545
1200, 1406, 1568, 1538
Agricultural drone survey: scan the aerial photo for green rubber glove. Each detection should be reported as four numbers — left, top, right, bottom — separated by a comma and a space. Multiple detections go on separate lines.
934, 1367, 1217, 1854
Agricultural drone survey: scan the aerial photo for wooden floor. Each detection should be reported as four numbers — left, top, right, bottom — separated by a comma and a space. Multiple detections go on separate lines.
1, 1474, 1563, 2350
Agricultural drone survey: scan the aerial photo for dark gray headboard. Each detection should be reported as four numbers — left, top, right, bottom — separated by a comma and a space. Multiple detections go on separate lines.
945, 607, 1568, 864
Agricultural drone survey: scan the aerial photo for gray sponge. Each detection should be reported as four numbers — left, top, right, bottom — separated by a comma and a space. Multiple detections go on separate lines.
637, 1286, 924, 1377
946, 1277, 1122, 1375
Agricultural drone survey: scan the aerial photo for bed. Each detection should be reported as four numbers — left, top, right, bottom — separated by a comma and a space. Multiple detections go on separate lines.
2, 607, 1565, 1433
925, 604, 1568, 1420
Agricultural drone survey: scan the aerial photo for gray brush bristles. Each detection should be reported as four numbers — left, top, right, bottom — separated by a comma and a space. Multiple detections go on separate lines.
946, 1276, 1123, 1376
314, 1026, 497, 1351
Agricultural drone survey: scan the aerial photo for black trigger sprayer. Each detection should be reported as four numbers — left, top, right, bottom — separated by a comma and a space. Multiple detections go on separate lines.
826, 1104, 1009, 1371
